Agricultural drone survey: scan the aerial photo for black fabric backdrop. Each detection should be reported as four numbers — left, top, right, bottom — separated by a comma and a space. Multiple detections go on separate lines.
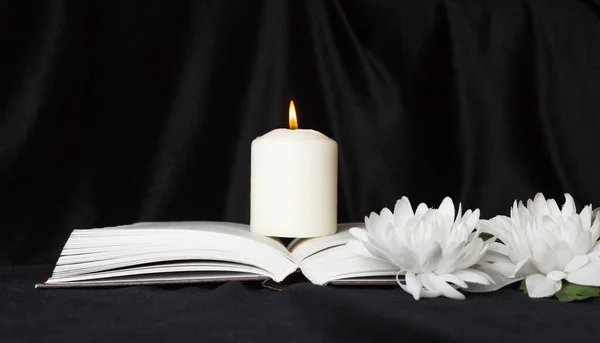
2, 0, 600, 342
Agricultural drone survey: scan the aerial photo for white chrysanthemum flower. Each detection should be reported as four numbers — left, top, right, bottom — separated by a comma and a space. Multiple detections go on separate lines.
478, 193, 600, 298
347, 196, 495, 300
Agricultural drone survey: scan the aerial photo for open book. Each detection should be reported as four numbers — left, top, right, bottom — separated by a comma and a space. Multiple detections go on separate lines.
36, 221, 400, 289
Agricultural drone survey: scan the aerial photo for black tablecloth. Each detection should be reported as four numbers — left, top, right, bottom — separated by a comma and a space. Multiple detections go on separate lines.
3, 1, 600, 341
2, 265, 597, 342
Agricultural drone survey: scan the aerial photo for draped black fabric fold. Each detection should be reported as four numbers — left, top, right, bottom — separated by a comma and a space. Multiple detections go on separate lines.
3, 1, 600, 342
2, 0, 600, 264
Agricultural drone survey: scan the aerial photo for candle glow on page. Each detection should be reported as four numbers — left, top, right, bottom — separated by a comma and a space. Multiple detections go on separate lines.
249, 101, 338, 238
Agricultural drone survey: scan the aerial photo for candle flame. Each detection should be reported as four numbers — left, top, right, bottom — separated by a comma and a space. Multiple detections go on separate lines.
289, 100, 298, 130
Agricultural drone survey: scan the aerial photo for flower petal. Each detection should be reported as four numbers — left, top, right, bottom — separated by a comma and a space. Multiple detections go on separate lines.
481, 250, 510, 263
450, 237, 486, 271
532, 243, 555, 275
466, 263, 523, 293
397, 281, 442, 299
366, 212, 378, 229
440, 273, 468, 289
525, 274, 562, 298
487, 241, 508, 255
580, 205, 592, 231
561, 193, 576, 219
419, 241, 442, 273
433, 244, 465, 275
371, 218, 394, 250
405, 272, 422, 300
453, 268, 493, 285
476, 219, 498, 236
378, 208, 395, 228
564, 254, 589, 273
466, 209, 480, 229
546, 270, 566, 281
349, 227, 368, 242
394, 196, 414, 217
590, 220, 600, 243
394, 219, 411, 236
346, 240, 378, 259
552, 241, 575, 272
364, 241, 395, 263
389, 235, 420, 271
593, 206, 600, 220
593, 241, 600, 254
513, 259, 537, 277
419, 273, 465, 300
526, 198, 535, 215
547, 199, 562, 218
393, 199, 413, 232
565, 254, 600, 286
415, 203, 428, 216
568, 216, 592, 255
438, 197, 455, 220
454, 203, 463, 224
533, 193, 549, 216
479, 255, 516, 277
350, 233, 393, 263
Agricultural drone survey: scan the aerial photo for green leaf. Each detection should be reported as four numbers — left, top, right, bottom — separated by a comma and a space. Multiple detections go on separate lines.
479, 232, 494, 241
519, 280, 527, 293
556, 282, 600, 302
564, 282, 600, 296
555, 290, 593, 302
478, 232, 503, 244
519, 280, 600, 302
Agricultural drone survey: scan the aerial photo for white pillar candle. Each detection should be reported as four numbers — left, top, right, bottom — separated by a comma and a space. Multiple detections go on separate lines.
250, 101, 338, 238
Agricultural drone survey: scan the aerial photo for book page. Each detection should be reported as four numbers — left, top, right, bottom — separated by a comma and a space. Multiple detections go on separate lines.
299, 244, 399, 286
38, 272, 267, 289
288, 222, 364, 261
47, 261, 271, 283
70, 221, 290, 255
50, 221, 298, 284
